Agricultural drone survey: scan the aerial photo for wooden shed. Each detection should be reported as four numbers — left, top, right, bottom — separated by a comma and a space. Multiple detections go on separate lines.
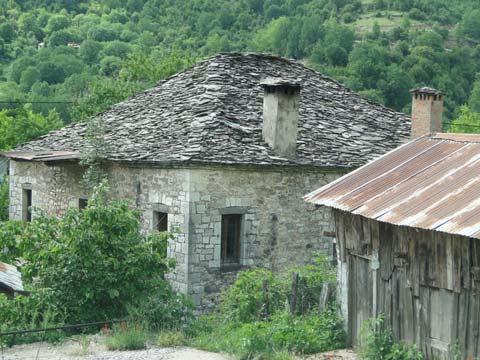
305, 133, 480, 359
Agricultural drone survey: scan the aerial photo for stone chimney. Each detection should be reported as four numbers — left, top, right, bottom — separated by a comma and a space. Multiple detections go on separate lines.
260, 78, 301, 157
410, 87, 444, 138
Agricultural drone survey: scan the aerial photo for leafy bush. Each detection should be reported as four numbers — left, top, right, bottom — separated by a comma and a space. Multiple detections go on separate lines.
191, 309, 345, 358
0, 176, 10, 222
127, 282, 194, 331
157, 331, 186, 347
359, 316, 423, 360
221, 256, 336, 323
0, 220, 25, 263
0, 290, 66, 346
220, 268, 285, 323
0, 183, 189, 336
0, 108, 62, 151
105, 322, 148, 351
189, 257, 344, 358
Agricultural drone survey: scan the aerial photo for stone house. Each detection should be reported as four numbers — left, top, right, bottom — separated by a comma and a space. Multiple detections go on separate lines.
3, 53, 409, 308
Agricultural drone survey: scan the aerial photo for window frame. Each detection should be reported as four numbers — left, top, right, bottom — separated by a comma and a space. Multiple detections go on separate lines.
153, 210, 168, 232
22, 186, 32, 222
78, 198, 88, 211
220, 213, 242, 266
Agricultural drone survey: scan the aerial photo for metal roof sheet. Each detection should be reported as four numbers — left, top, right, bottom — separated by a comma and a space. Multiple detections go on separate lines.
304, 133, 480, 239
1, 151, 80, 162
0, 261, 24, 293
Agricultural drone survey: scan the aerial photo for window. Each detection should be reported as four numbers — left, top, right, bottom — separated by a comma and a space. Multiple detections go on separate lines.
221, 214, 242, 265
79, 198, 88, 211
22, 188, 32, 222
153, 211, 168, 232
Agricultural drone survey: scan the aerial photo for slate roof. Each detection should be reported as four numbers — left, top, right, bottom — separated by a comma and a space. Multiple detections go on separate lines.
18, 53, 411, 168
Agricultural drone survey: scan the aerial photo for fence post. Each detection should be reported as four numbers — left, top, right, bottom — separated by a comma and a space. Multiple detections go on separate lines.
290, 272, 299, 315
262, 279, 270, 319
300, 276, 308, 315
318, 282, 334, 314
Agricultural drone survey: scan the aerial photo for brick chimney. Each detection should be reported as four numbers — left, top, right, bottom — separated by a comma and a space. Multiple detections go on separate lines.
410, 87, 444, 138
260, 78, 301, 157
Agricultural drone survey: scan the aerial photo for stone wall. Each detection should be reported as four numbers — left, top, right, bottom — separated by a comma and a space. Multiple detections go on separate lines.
187, 166, 340, 308
9, 160, 341, 308
9, 160, 191, 293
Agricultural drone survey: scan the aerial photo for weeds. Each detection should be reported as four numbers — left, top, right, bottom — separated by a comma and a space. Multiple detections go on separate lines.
157, 331, 186, 347
189, 257, 345, 359
359, 316, 423, 360
105, 322, 148, 351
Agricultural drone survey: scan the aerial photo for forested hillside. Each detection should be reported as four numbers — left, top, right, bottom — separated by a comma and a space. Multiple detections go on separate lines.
1, 0, 480, 150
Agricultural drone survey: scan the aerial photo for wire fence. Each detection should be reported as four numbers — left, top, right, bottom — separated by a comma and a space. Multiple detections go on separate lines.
0, 319, 126, 360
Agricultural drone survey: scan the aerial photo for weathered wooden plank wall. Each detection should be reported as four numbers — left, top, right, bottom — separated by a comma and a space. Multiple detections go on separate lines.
334, 209, 480, 359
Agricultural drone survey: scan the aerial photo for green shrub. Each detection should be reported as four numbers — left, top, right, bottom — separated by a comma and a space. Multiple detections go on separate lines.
0, 220, 25, 263
359, 316, 423, 360
14, 183, 176, 324
190, 256, 344, 358
0, 290, 66, 346
105, 322, 148, 351
220, 268, 286, 323
0, 183, 189, 341
157, 331, 186, 347
0, 176, 9, 221
220, 256, 336, 323
191, 309, 345, 358
127, 283, 194, 331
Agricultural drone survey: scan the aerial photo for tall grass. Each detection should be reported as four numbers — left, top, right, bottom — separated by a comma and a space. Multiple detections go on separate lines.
105, 322, 148, 351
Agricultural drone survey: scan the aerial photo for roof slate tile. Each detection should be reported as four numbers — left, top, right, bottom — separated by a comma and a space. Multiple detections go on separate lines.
18, 53, 410, 168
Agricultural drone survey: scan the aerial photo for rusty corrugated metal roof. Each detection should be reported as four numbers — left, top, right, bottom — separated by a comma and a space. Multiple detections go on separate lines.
1, 151, 80, 162
0, 261, 25, 293
304, 133, 480, 239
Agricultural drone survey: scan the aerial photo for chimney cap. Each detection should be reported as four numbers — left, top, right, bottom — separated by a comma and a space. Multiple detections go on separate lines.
410, 87, 444, 96
260, 77, 302, 90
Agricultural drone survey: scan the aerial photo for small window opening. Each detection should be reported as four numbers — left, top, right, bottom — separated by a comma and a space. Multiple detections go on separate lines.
22, 189, 32, 222
153, 211, 168, 232
221, 214, 242, 265
79, 198, 88, 211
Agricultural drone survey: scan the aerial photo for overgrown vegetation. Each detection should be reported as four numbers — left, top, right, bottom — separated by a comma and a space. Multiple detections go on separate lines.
188, 257, 345, 359
105, 322, 148, 351
0, 183, 193, 345
359, 316, 423, 360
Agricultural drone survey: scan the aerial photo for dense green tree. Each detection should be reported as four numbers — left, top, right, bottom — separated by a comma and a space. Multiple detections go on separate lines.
70, 78, 143, 121
416, 31, 444, 52
378, 64, 413, 109
348, 42, 389, 89
8, 56, 36, 82
450, 105, 480, 133
47, 29, 80, 47
79, 39, 103, 64
45, 14, 71, 34
87, 25, 119, 41
0, 107, 62, 150
457, 9, 480, 40
99, 55, 122, 76
101, 40, 131, 59
38, 62, 67, 84
19, 66, 41, 91
0, 23, 16, 43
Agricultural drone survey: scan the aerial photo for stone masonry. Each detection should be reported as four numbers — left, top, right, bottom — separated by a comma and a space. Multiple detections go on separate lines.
9, 159, 341, 308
